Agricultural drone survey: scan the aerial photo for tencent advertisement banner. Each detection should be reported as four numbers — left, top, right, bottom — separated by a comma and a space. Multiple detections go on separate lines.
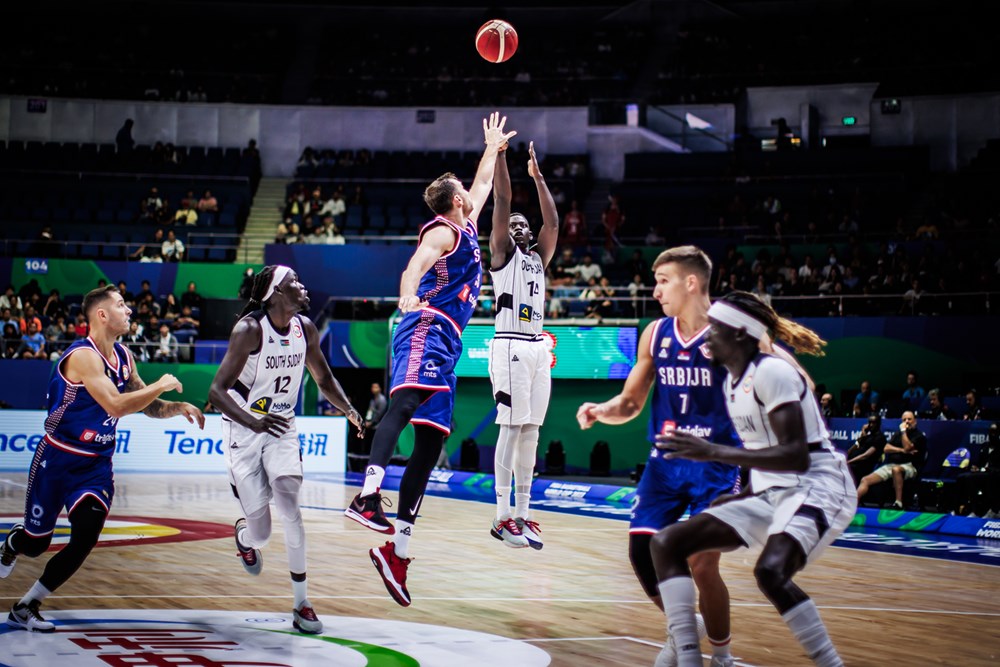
0, 410, 346, 474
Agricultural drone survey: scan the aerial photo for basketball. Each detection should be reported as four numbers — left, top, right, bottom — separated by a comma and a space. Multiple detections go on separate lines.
476, 19, 518, 63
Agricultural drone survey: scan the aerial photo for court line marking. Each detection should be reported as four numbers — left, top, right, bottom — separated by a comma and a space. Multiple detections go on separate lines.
3, 594, 998, 617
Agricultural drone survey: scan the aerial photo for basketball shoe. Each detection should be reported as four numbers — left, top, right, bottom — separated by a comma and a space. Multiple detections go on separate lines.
292, 601, 323, 634
0, 524, 21, 578
491, 516, 529, 548
654, 613, 707, 667
7, 600, 54, 633
514, 517, 543, 550
234, 519, 262, 576
708, 657, 735, 667
370, 541, 411, 607
345, 493, 395, 534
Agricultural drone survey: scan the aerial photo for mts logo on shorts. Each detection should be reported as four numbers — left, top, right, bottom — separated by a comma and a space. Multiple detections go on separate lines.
250, 397, 273, 415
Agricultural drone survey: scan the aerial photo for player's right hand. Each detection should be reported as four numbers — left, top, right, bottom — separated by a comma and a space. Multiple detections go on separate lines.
576, 402, 599, 429
158, 374, 183, 393
398, 295, 424, 312
252, 413, 291, 437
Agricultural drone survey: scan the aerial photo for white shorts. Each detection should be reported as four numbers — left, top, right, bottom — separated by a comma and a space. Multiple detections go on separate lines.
222, 417, 303, 515
704, 452, 857, 563
488, 337, 551, 426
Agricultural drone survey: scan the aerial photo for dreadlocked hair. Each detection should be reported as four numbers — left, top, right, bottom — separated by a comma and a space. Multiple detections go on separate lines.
239, 265, 278, 318
718, 290, 827, 357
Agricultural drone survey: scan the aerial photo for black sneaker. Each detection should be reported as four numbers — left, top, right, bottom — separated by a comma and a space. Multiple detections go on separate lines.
0, 524, 21, 579
7, 600, 55, 633
345, 493, 395, 534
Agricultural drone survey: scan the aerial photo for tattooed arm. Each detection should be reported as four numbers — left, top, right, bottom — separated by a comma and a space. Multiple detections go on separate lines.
125, 350, 205, 427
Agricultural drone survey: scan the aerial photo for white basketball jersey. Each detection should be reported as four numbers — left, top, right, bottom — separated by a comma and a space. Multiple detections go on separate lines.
724, 353, 834, 492
491, 245, 545, 336
228, 311, 308, 418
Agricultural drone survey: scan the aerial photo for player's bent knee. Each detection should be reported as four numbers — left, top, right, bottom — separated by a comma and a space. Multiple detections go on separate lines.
16, 532, 52, 558
753, 559, 787, 595
689, 551, 722, 584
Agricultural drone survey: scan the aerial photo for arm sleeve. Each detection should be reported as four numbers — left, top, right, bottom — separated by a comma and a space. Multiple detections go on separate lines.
755, 357, 807, 414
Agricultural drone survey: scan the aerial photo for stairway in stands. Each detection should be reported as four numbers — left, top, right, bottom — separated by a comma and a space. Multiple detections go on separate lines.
238, 178, 286, 264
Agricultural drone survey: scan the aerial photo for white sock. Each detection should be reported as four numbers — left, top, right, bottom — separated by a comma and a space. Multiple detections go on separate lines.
292, 578, 308, 608
513, 485, 531, 519
494, 425, 518, 520
495, 488, 512, 520
659, 577, 702, 667
513, 425, 539, 518
710, 634, 732, 658
361, 465, 385, 497
20, 580, 51, 607
394, 520, 414, 558
782, 599, 843, 667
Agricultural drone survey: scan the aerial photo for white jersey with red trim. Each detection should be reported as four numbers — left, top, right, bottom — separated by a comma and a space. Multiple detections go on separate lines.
227, 310, 308, 419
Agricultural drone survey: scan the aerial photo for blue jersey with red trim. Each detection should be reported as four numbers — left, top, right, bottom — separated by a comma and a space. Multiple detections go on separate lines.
647, 317, 740, 450
408, 216, 482, 335
44, 337, 132, 457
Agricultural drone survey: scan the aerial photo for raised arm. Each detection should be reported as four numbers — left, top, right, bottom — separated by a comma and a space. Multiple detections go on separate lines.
577, 320, 657, 428
468, 112, 517, 223
302, 316, 364, 436
528, 141, 559, 269
398, 224, 459, 312
208, 317, 288, 436
124, 350, 205, 427
67, 348, 183, 420
489, 148, 514, 270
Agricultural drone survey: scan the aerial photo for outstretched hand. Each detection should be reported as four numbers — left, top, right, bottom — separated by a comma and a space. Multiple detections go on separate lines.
178, 402, 206, 429
527, 140, 540, 179
483, 112, 517, 152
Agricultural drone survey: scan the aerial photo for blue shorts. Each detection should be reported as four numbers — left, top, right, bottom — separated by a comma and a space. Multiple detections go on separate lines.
22, 438, 114, 537
629, 448, 739, 534
390, 310, 462, 434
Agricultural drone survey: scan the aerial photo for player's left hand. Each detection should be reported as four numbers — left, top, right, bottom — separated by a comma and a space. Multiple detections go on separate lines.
178, 402, 206, 429
483, 111, 517, 151
527, 140, 540, 179
655, 429, 717, 461
347, 407, 365, 438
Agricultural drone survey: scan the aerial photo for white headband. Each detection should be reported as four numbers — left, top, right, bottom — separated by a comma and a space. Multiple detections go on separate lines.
262, 266, 292, 303
708, 301, 768, 340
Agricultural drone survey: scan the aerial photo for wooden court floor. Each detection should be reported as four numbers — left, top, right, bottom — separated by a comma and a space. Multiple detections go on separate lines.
1, 473, 997, 666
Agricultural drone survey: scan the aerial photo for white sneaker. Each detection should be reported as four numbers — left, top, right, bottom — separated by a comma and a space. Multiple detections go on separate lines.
7, 601, 55, 633
656, 613, 707, 667
292, 601, 323, 634
490, 516, 529, 548
709, 657, 735, 667
514, 517, 543, 550
0, 525, 21, 579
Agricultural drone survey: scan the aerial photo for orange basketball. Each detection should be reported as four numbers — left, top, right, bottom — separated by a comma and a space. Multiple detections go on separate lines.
476, 19, 518, 63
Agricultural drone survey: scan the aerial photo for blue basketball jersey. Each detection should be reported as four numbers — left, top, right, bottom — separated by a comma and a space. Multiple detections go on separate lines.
646, 317, 740, 449
408, 216, 482, 336
44, 337, 132, 457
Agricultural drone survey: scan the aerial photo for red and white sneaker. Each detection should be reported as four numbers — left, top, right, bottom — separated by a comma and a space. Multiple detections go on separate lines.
369, 541, 411, 607
292, 601, 323, 634
345, 493, 395, 534
515, 517, 543, 550
490, 516, 529, 548
234, 518, 262, 576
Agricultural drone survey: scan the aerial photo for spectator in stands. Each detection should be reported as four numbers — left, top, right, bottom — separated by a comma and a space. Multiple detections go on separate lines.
15, 321, 47, 360
175, 305, 200, 332
162, 293, 181, 321
42, 289, 65, 320
319, 189, 347, 227
922, 389, 955, 420
583, 277, 616, 320
955, 423, 1000, 518
18, 306, 42, 337
561, 200, 587, 248
115, 119, 135, 156
44, 315, 67, 360
152, 323, 179, 363
2, 323, 20, 358
568, 254, 602, 285
601, 195, 625, 250
161, 229, 185, 262
196, 190, 219, 224
180, 282, 203, 311
131, 229, 165, 263
144, 315, 161, 343
123, 321, 149, 362
138, 187, 164, 224
546, 289, 566, 319
136, 280, 154, 304
18, 279, 42, 306
901, 371, 925, 412
627, 273, 647, 318
852, 380, 880, 417
72, 313, 89, 339
798, 254, 817, 284
238, 268, 255, 299
0, 286, 23, 319
751, 275, 772, 307
32, 226, 57, 258
174, 199, 198, 226
857, 411, 927, 509
963, 390, 984, 421
116, 281, 134, 305
820, 392, 837, 422
846, 414, 888, 485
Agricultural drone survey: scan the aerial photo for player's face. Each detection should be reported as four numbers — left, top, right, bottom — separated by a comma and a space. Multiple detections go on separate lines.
451, 179, 473, 217
100, 293, 132, 335
280, 273, 310, 310
510, 215, 531, 248
652, 262, 690, 317
704, 318, 738, 366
